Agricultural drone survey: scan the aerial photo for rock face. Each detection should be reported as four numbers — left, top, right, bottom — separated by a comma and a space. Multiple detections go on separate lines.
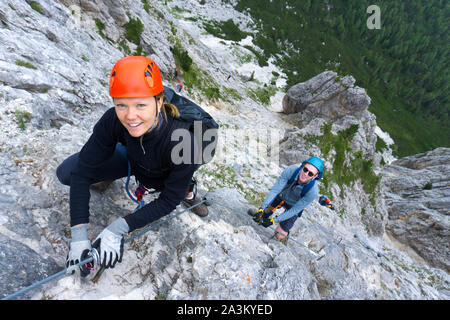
383, 148, 450, 272
0, 234, 61, 299
0, 0, 449, 300
278, 71, 387, 238
282, 71, 371, 119
278, 70, 379, 173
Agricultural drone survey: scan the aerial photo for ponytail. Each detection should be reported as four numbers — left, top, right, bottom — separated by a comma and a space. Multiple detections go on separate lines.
156, 93, 180, 120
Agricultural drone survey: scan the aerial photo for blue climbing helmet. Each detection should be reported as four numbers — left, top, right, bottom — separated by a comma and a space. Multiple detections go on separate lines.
303, 156, 324, 180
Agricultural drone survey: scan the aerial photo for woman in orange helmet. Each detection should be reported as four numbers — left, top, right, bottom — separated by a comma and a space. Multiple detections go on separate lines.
57, 56, 208, 275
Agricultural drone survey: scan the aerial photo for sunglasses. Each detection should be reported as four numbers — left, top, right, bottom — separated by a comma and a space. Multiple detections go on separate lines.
302, 166, 316, 177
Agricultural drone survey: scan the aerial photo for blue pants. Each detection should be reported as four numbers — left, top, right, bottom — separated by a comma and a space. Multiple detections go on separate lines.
56, 143, 196, 193
56, 143, 128, 186
279, 212, 302, 233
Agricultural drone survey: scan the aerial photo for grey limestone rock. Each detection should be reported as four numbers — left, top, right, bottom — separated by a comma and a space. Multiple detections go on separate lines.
0, 0, 448, 301
282, 71, 370, 120
383, 148, 450, 272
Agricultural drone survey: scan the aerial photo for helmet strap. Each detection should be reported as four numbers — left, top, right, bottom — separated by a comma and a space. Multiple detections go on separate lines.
146, 97, 162, 134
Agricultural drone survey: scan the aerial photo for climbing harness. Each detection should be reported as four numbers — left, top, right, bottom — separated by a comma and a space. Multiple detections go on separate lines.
125, 161, 161, 212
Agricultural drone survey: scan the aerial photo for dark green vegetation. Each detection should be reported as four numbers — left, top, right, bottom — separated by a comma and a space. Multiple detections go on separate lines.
94, 18, 106, 39
233, 0, 449, 157
173, 40, 193, 72
315, 123, 381, 205
171, 39, 224, 101
141, 0, 150, 13
15, 60, 37, 70
203, 19, 249, 42
124, 18, 144, 45
14, 110, 33, 131
115, 16, 145, 56
29, 1, 43, 14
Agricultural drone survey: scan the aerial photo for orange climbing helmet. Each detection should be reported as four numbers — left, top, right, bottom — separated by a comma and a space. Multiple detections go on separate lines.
109, 56, 164, 98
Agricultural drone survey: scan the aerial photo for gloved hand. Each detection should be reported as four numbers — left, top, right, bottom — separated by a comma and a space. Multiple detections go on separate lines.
66, 224, 92, 277
252, 208, 264, 223
261, 217, 275, 228
93, 218, 129, 269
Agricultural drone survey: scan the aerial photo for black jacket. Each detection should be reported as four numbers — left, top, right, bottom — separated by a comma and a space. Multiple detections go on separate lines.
69, 107, 198, 232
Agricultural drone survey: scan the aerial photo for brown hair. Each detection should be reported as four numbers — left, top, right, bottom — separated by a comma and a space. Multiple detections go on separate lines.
156, 93, 180, 120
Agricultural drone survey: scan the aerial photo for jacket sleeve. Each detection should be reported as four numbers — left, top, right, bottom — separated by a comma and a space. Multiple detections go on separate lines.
261, 166, 297, 210
123, 131, 198, 232
69, 108, 119, 226
273, 184, 318, 223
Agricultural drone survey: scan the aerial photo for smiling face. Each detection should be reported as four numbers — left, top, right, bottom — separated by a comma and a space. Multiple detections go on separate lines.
298, 163, 319, 184
114, 96, 163, 137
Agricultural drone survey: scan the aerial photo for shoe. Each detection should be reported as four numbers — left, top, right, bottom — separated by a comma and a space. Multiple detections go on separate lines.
183, 196, 208, 217
247, 208, 258, 217
274, 225, 289, 240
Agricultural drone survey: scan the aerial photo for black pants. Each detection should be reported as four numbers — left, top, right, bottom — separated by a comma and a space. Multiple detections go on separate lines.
267, 195, 302, 232
56, 143, 196, 194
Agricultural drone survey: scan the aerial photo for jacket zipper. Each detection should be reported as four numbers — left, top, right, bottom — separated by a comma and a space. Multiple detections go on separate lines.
140, 135, 146, 155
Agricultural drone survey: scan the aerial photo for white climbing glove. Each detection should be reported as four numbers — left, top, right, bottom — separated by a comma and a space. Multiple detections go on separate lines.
93, 218, 129, 269
66, 224, 92, 277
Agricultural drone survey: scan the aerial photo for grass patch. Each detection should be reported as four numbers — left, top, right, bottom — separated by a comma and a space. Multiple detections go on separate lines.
118, 40, 131, 55
223, 87, 242, 102
171, 6, 191, 15
203, 19, 249, 42
15, 60, 37, 70
375, 135, 388, 152
231, 46, 254, 65
351, 151, 381, 196
173, 40, 193, 72
203, 87, 221, 101
317, 123, 381, 204
29, 1, 43, 14
15, 110, 33, 131
169, 21, 177, 36
94, 18, 105, 38
247, 85, 277, 105
124, 17, 144, 45
155, 293, 167, 300
243, 45, 268, 67
180, 58, 221, 101
423, 182, 432, 190
200, 164, 266, 207
182, 63, 202, 91
141, 0, 150, 13
171, 39, 223, 101
132, 45, 143, 56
